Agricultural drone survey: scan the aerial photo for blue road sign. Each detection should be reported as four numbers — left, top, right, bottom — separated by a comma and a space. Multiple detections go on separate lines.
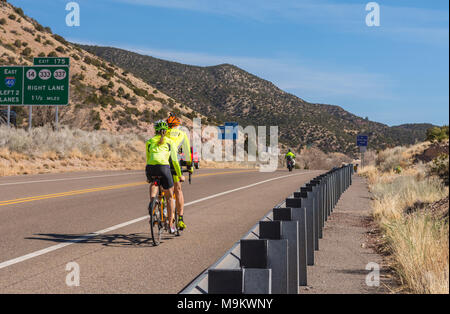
218, 123, 238, 140
357, 135, 368, 147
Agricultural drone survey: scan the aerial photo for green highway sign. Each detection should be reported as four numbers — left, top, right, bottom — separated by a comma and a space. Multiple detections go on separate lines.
0, 65, 69, 106
33, 57, 70, 66
0, 66, 24, 105
24, 66, 69, 105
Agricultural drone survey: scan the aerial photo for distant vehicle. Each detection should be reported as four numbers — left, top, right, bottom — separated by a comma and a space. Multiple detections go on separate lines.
0, 109, 17, 127
179, 146, 200, 169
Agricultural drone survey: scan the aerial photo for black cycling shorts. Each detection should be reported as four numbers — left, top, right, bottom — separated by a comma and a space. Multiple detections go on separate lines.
145, 165, 174, 190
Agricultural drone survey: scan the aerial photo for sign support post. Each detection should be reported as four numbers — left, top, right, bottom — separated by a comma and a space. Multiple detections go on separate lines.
7, 105, 10, 127
28, 105, 32, 132
55, 106, 59, 131
357, 135, 368, 169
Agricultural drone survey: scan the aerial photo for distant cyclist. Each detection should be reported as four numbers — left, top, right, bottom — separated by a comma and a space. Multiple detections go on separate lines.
166, 113, 193, 231
285, 149, 296, 166
146, 120, 185, 234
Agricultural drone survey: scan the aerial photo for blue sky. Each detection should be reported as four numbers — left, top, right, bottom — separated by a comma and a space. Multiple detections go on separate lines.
10, 0, 449, 126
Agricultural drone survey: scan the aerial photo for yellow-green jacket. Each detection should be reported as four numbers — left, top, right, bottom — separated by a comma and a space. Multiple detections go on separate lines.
166, 127, 192, 166
285, 152, 296, 159
146, 135, 182, 177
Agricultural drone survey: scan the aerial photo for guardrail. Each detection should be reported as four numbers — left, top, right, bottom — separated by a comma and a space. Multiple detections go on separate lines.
180, 164, 354, 294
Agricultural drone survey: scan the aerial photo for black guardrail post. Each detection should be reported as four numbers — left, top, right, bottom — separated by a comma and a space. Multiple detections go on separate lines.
295, 189, 315, 265
281, 201, 308, 286
260, 220, 297, 294
208, 269, 244, 294
304, 184, 319, 251
239, 239, 273, 294
310, 179, 323, 239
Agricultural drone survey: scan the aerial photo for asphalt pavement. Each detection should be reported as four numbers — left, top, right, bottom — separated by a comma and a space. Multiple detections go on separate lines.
0, 168, 321, 293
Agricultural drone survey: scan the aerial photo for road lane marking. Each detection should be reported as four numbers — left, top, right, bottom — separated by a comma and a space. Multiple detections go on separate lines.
0, 171, 319, 270
0, 172, 143, 187
0, 170, 258, 206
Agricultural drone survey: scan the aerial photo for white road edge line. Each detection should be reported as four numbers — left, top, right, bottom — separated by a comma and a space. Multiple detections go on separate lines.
0, 172, 143, 186
0, 171, 319, 270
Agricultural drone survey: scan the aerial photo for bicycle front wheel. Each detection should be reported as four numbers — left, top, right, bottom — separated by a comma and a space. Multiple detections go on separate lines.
149, 198, 162, 246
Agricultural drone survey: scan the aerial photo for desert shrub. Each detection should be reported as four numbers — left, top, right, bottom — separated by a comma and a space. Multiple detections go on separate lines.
13, 39, 21, 48
34, 22, 44, 32
21, 47, 31, 56
117, 87, 125, 97
22, 26, 34, 34
55, 46, 65, 53
71, 54, 80, 61
133, 87, 148, 98
8, 14, 16, 21
38, 52, 45, 57
99, 85, 109, 94
14, 7, 25, 17
429, 154, 449, 186
427, 126, 449, 143
140, 109, 152, 123
52, 34, 68, 45
0, 18, 6, 25
47, 51, 57, 57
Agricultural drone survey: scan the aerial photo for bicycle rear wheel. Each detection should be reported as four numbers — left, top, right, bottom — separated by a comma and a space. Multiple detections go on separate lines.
149, 198, 162, 246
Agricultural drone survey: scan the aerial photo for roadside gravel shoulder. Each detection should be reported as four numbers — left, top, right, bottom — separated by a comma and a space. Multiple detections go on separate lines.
300, 175, 395, 294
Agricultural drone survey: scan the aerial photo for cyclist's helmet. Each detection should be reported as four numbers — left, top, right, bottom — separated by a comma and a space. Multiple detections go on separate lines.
154, 120, 169, 132
167, 113, 181, 129
288, 148, 292, 152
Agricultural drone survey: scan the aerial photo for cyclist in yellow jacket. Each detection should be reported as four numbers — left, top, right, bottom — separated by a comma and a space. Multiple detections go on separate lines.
146, 120, 185, 234
285, 149, 296, 166
166, 113, 193, 231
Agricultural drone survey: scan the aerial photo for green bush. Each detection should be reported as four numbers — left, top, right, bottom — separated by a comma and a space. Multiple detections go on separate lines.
47, 51, 58, 57
99, 85, 109, 95
8, 14, 16, 21
426, 126, 449, 143
52, 34, 68, 45
429, 154, 449, 186
21, 47, 31, 56
55, 46, 65, 53
13, 40, 21, 48
38, 52, 45, 57
34, 23, 44, 32
14, 7, 25, 17
0, 18, 6, 25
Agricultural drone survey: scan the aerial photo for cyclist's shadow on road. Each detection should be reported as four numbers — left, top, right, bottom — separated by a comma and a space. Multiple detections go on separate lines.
25, 233, 175, 248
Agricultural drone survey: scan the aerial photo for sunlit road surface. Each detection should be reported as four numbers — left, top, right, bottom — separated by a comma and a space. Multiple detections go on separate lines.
0, 168, 321, 293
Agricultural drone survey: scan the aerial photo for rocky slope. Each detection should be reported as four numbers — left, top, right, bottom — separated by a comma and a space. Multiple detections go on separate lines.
0, 1, 206, 135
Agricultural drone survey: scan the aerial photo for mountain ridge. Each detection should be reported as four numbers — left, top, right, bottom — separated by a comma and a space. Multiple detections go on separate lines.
81, 44, 436, 155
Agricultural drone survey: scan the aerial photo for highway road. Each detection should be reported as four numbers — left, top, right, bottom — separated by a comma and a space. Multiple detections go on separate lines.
0, 168, 321, 293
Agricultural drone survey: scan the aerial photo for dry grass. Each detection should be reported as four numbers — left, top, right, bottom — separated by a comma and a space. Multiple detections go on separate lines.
360, 142, 449, 294
0, 125, 146, 176
0, 126, 260, 176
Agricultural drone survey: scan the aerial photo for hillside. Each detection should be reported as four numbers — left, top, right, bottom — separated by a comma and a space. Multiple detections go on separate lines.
81, 45, 435, 155
0, 1, 205, 135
